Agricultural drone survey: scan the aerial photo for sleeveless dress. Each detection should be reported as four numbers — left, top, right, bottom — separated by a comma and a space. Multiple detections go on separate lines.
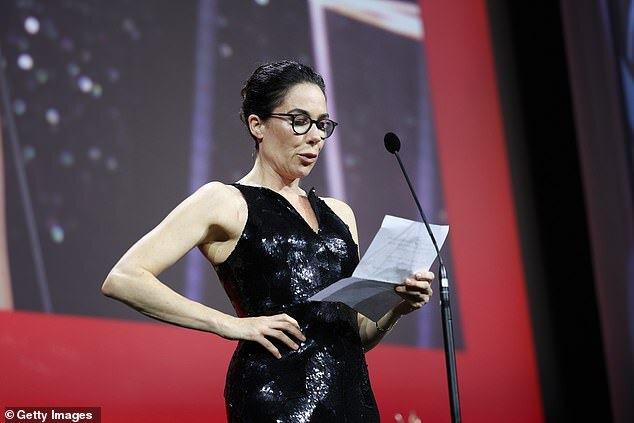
214, 183, 380, 422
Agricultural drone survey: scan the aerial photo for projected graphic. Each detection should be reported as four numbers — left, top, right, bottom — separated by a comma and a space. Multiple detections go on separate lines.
1, 0, 458, 348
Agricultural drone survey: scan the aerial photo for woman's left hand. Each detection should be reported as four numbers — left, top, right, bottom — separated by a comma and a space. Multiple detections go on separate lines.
393, 271, 434, 315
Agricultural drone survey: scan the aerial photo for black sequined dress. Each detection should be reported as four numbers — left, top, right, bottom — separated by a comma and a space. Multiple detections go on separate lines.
214, 183, 380, 422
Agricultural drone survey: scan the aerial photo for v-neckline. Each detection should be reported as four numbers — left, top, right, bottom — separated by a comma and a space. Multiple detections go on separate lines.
235, 183, 321, 236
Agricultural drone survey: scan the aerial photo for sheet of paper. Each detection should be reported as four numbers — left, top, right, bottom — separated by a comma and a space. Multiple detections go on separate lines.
309, 215, 449, 321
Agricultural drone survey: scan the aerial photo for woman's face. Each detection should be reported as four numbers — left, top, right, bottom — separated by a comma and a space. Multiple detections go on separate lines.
255, 83, 329, 182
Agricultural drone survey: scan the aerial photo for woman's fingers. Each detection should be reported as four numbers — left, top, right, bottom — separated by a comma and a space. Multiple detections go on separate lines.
394, 273, 435, 312
396, 282, 432, 297
266, 327, 301, 351
280, 313, 301, 330
270, 314, 305, 341
404, 279, 432, 292
246, 314, 306, 358
257, 335, 282, 359
228, 313, 309, 358
393, 273, 435, 313
414, 271, 434, 281
272, 320, 306, 342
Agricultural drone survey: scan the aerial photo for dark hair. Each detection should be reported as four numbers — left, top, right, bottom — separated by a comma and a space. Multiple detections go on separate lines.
240, 60, 326, 149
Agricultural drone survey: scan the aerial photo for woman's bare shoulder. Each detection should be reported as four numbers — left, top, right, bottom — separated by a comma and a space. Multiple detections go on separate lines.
190, 181, 242, 209
321, 197, 359, 243
196, 181, 240, 199
321, 196, 355, 218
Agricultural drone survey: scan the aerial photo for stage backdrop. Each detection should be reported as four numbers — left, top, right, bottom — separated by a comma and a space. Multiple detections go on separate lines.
1, 1, 543, 421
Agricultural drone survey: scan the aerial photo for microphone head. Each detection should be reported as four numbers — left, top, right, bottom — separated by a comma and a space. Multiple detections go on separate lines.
384, 132, 401, 154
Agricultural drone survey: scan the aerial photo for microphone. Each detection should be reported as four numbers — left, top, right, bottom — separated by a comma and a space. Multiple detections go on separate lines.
383, 132, 441, 265
384, 131, 400, 154
383, 132, 461, 423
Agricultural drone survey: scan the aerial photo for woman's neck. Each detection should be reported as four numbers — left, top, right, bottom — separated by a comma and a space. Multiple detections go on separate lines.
238, 156, 303, 195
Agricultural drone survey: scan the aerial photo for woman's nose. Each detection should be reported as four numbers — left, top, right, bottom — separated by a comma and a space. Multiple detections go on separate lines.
306, 123, 323, 144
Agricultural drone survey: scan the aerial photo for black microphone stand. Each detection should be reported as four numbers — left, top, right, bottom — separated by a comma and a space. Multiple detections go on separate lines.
385, 133, 461, 422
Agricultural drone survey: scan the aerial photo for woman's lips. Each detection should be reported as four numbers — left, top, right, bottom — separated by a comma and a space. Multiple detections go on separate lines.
298, 152, 317, 164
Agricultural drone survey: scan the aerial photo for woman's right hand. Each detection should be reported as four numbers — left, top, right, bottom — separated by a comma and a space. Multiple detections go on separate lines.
220, 313, 306, 359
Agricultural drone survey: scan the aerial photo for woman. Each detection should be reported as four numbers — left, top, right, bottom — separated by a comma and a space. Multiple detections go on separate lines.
102, 61, 434, 422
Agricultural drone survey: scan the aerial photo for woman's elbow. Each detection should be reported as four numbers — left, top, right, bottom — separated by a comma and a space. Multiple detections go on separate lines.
101, 269, 126, 299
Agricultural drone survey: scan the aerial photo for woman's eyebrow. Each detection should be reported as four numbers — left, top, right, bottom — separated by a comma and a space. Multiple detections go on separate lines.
287, 108, 329, 119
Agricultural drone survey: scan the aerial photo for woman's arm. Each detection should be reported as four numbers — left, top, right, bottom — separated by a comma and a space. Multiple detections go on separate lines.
102, 182, 240, 332
102, 182, 305, 358
323, 198, 434, 351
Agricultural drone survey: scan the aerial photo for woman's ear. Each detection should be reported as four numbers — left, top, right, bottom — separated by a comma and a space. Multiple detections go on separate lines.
247, 114, 264, 142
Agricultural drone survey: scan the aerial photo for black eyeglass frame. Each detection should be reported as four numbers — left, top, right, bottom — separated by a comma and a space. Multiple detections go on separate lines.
268, 113, 339, 139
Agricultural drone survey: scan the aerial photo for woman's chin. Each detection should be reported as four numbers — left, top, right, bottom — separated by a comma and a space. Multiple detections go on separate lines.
291, 163, 316, 179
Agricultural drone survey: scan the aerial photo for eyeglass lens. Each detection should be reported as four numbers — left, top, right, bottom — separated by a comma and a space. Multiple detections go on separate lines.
292, 114, 336, 138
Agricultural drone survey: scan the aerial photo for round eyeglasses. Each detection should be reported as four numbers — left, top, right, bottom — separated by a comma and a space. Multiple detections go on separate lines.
268, 113, 338, 139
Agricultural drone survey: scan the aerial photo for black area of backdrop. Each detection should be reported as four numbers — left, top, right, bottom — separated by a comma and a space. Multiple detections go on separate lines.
488, 1, 613, 422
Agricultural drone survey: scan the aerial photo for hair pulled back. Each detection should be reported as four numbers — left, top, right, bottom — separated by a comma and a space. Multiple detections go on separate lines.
240, 60, 326, 148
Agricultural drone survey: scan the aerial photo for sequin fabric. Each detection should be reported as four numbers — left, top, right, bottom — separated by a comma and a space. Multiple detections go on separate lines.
215, 184, 379, 422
